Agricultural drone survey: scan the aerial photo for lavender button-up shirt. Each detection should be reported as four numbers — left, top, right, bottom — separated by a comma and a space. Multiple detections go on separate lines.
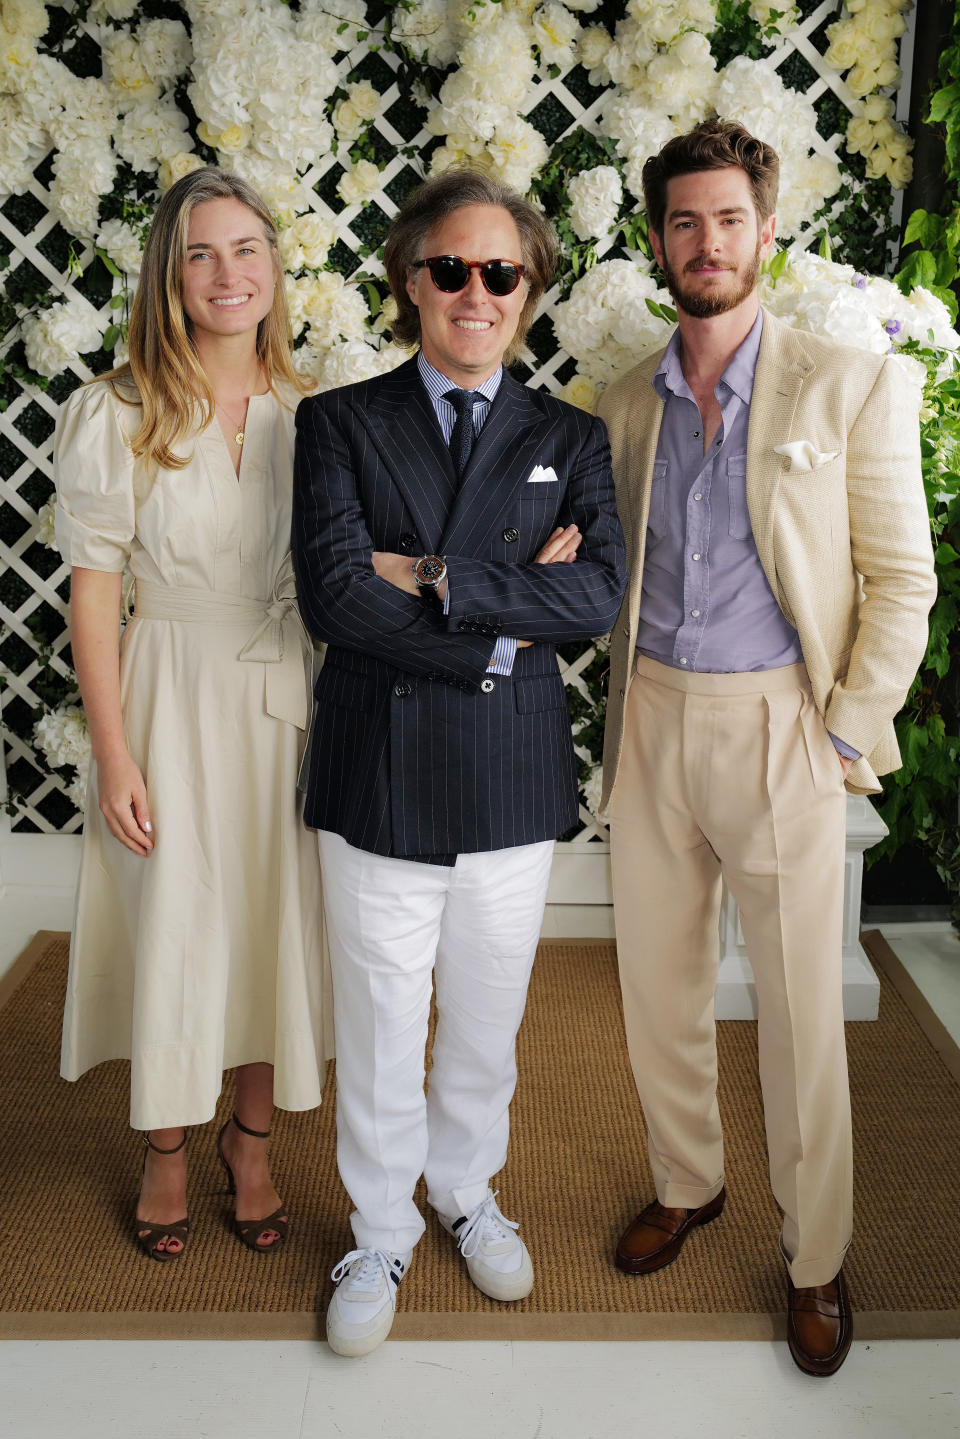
636, 312, 803, 673
635, 311, 858, 759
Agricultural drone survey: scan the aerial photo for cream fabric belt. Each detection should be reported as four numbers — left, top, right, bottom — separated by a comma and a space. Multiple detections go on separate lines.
130, 556, 311, 730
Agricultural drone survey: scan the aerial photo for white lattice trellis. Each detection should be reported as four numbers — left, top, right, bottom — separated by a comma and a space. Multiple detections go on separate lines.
0, 0, 914, 842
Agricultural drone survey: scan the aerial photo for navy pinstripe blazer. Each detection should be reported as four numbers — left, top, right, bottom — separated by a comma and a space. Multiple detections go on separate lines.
292, 355, 626, 861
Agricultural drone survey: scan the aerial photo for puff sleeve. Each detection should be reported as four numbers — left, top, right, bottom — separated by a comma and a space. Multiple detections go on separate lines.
54, 383, 138, 572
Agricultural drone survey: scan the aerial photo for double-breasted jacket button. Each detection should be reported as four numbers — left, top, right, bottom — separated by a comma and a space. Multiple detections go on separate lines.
480, 678, 496, 694
394, 682, 412, 697
399, 533, 417, 552
502, 527, 519, 543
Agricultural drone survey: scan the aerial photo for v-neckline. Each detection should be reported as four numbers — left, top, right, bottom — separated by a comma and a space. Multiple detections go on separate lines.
213, 391, 266, 481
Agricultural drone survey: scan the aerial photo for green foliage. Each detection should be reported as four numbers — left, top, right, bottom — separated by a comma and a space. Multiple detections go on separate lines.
881, 1, 960, 926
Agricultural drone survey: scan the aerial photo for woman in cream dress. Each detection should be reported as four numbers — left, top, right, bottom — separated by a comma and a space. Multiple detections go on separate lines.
55, 168, 331, 1260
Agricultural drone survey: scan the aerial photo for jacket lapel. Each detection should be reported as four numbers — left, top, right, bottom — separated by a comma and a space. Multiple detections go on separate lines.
439, 372, 548, 555
746, 310, 815, 619
364, 357, 457, 553
620, 356, 664, 639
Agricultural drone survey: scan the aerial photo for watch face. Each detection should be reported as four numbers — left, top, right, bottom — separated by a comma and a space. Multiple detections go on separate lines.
416, 556, 445, 584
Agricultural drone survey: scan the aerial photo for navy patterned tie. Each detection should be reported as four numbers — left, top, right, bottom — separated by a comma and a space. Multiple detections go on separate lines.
444, 388, 481, 477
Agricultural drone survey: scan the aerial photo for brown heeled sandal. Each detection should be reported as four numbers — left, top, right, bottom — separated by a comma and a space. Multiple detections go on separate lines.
216, 1112, 288, 1253
135, 1130, 189, 1262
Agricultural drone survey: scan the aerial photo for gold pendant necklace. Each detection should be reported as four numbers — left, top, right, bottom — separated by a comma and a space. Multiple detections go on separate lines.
217, 397, 250, 449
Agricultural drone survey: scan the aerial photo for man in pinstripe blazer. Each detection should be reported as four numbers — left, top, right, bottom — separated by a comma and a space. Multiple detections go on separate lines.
292, 171, 626, 1357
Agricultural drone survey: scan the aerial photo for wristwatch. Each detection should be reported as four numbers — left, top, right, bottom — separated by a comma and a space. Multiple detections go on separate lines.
412, 555, 447, 594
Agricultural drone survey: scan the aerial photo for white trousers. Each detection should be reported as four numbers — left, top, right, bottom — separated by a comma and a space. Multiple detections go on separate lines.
317, 831, 555, 1254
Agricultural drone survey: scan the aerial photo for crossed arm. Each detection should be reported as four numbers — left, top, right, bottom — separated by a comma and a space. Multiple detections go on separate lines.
292, 397, 627, 685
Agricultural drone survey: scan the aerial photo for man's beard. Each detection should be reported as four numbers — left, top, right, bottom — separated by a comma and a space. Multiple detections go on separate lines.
660, 243, 761, 318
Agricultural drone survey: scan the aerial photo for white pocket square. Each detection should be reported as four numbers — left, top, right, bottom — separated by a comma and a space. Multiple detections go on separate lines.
773, 441, 840, 472
526, 464, 559, 484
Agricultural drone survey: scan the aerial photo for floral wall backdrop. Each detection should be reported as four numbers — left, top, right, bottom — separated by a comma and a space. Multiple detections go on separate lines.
0, 0, 955, 853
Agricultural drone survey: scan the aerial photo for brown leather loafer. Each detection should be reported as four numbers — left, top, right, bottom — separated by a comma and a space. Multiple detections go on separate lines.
787, 1267, 853, 1377
615, 1187, 726, 1275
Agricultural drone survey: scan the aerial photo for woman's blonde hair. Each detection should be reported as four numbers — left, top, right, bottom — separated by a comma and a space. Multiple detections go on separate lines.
102, 167, 308, 471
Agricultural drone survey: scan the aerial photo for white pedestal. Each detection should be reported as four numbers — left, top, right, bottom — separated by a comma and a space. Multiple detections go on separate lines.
548, 794, 888, 1020
715, 794, 886, 1019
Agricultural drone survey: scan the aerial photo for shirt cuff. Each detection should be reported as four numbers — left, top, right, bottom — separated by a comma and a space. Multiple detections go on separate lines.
829, 731, 861, 762
487, 636, 518, 675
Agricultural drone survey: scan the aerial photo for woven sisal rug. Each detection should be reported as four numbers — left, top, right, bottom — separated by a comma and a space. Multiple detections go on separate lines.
0, 929, 958, 1341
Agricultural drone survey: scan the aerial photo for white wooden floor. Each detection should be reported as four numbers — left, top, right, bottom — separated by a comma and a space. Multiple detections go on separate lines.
1, 893, 958, 1439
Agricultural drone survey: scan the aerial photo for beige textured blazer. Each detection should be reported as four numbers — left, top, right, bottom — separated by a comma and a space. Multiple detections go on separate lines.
597, 308, 937, 807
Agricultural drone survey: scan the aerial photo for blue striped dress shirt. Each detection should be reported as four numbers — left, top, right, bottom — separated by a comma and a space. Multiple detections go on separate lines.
416, 351, 518, 675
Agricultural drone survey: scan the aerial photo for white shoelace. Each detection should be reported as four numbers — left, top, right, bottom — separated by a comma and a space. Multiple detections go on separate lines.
330, 1247, 401, 1293
454, 1192, 519, 1259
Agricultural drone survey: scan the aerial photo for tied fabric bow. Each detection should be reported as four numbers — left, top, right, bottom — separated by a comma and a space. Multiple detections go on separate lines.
237, 554, 311, 730
773, 441, 840, 473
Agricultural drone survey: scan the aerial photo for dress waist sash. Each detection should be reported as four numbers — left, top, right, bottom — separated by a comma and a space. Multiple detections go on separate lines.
130, 556, 311, 730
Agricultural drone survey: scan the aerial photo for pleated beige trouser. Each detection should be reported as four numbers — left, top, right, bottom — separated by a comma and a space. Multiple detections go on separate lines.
609, 655, 853, 1288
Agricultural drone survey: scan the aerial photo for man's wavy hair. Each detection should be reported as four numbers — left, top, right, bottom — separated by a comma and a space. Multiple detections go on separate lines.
641, 121, 780, 237
383, 169, 557, 367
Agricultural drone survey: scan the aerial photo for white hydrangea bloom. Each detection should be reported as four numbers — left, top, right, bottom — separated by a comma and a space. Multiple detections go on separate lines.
553, 259, 674, 386
714, 57, 842, 239
101, 30, 162, 108
582, 763, 604, 819
567, 165, 622, 242
0, 92, 49, 197
136, 18, 193, 87
34, 704, 92, 771
49, 145, 117, 235
115, 97, 192, 173
306, 337, 408, 392
22, 295, 105, 378
35, 498, 58, 550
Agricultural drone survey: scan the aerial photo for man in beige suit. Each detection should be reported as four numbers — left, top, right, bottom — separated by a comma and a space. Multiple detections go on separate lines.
598, 121, 936, 1376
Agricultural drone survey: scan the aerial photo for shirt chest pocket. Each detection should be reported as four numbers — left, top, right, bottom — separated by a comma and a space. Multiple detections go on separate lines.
726, 456, 752, 541
646, 459, 669, 540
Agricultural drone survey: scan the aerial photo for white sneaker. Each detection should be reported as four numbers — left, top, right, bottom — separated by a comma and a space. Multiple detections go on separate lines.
438, 1191, 534, 1302
326, 1247, 410, 1358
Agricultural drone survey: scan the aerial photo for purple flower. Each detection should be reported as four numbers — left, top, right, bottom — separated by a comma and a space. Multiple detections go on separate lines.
885, 319, 902, 336
854, 276, 868, 290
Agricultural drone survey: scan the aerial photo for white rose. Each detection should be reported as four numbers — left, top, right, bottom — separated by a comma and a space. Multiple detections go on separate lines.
197, 120, 251, 155
88, 0, 138, 18
283, 210, 336, 271
158, 151, 204, 191
532, 1, 581, 69
97, 218, 144, 276
567, 165, 622, 243
558, 373, 600, 411
337, 158, 382, 207
333, 98, 363, 141
348, 80, 381, 123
